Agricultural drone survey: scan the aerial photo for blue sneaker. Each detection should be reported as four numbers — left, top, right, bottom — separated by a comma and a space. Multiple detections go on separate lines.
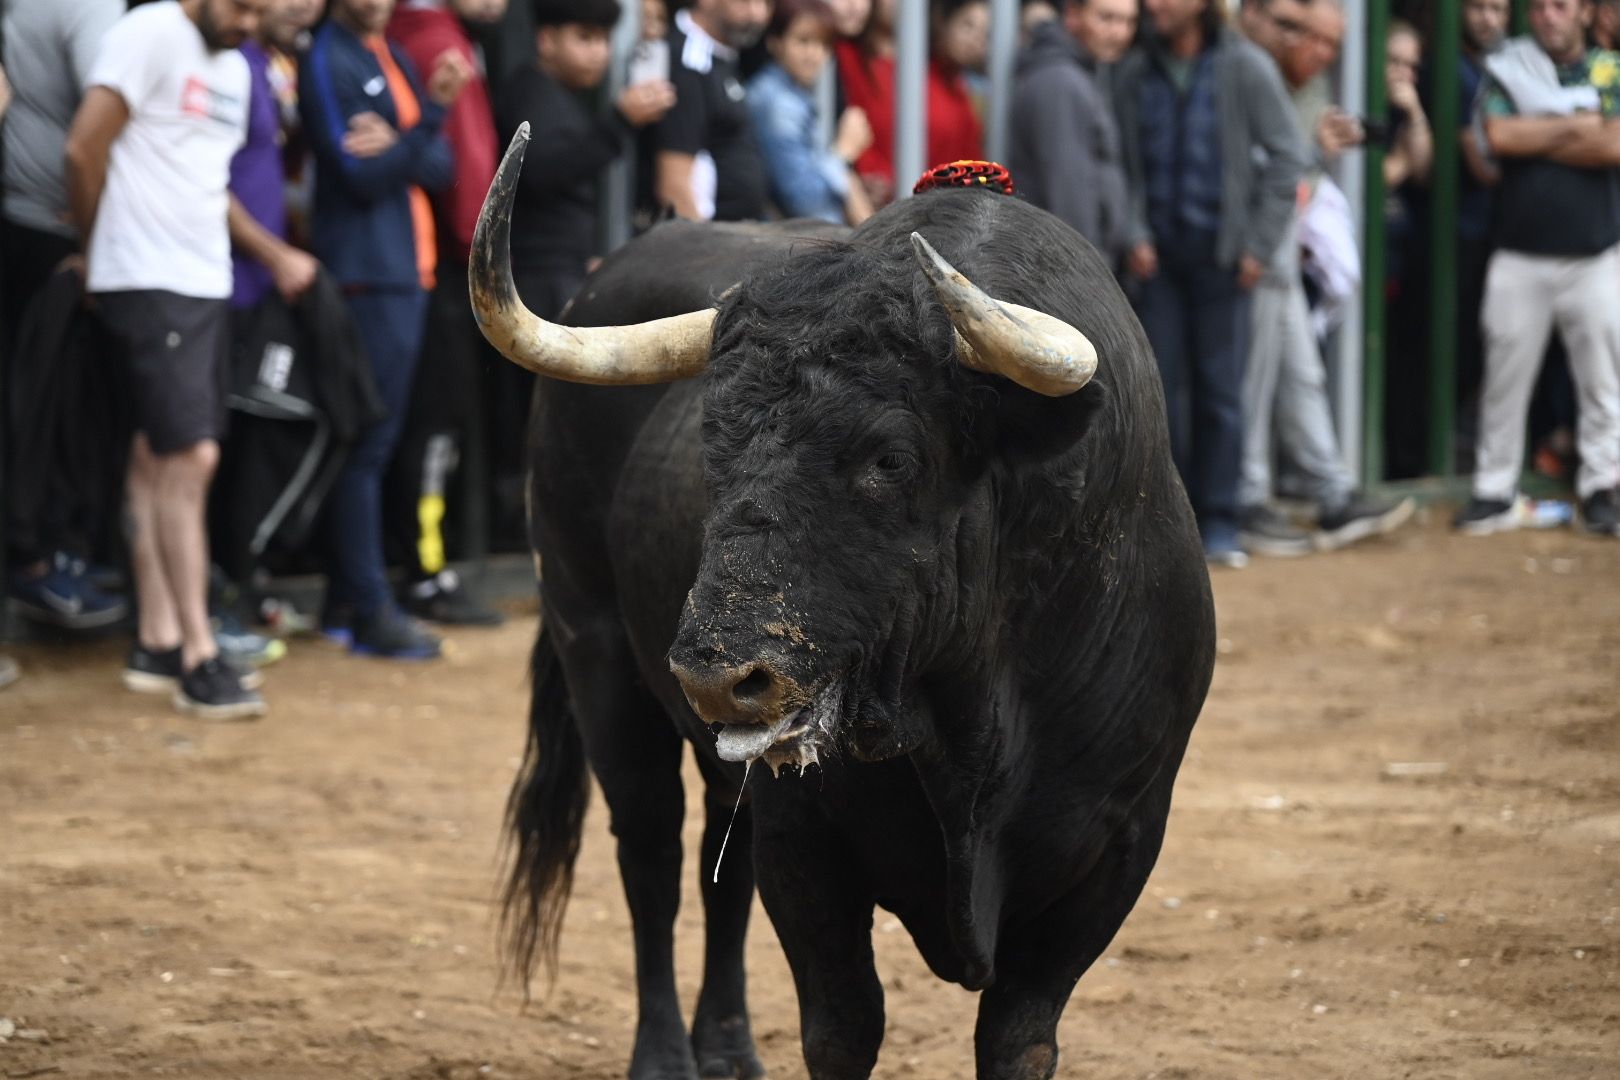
320, 601, 356, 648
10, 552, 129, 629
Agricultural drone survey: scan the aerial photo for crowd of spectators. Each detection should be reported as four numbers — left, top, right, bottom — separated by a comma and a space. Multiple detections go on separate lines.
2, 0, 1619, 701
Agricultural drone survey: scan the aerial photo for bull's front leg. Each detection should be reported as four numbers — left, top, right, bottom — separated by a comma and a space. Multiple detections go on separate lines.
973, 973, 1074, 1080
752, 799, 884, 1080
690, 755, 765, 1079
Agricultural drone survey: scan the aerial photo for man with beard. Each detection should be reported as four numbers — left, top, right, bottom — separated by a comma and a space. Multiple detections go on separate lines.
653, 0, 773, 220
299, 0, 467, 656
1457, 0, 1620, 536
65, 0, 271, 718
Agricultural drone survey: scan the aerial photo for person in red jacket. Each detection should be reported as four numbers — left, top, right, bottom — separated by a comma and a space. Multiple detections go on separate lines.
835, 0, 984, 208
384, 0, 508, 627
927, 0, 987, 165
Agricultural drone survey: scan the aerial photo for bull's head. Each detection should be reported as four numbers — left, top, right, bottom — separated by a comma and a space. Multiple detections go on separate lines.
471, 126, 1103, 772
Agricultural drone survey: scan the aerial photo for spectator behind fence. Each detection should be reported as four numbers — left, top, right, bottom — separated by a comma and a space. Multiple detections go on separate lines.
1388, 0, 1509, 481
1007, 0, 1135, 265
300, 0, 465, 657
499, 0, 674, 311
653, 0, 772, 220
1115, 0, 1305, 568
216, 0, 324, 661
65, 0, 269, 719
1234, 0, 1414, 556
835, 0, 898, 204
384, 0, 509, 630
1456, 0, 1620, 537
1, 0, 127, 632
748, 0, 875, 223
929, 0, 988, 163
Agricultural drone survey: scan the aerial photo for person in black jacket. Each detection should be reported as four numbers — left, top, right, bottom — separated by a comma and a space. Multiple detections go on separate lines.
496, 0, 675, 321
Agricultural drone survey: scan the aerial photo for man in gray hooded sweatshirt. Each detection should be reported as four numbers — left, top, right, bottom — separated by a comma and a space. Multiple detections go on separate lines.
1008, 0, 1137, 266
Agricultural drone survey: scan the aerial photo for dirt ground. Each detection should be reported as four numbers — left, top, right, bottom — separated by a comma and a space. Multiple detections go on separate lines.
2, 514, 1618, 1080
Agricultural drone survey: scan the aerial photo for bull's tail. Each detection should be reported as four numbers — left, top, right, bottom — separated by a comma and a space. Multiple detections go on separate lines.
499, 621, 588, 996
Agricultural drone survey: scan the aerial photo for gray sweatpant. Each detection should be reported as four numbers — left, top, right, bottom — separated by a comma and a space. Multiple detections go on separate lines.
1474, 245, 1620, 501
1240, 234, 1354, 510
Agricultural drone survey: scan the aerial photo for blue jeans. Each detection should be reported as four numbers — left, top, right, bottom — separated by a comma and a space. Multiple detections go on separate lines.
327, 288, 428, 618
1135, 232, 1251, 538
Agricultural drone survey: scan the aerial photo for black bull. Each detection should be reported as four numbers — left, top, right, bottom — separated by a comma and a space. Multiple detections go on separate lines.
479, 147, 1216, 1080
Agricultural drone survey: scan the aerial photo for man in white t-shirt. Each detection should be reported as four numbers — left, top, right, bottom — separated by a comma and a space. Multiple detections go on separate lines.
65, 0, 287, 721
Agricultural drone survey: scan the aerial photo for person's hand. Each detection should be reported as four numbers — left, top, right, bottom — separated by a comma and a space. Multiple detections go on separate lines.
1236, 252, 1265, 290
1127, 241, 1158, 280
427, 48, 474, 106
272, 246, 319, 301
343, 111, 398, 157
1316, 107, 1365, 158
1387, 74, 1419, 115
834, 106, 873, 164
57, 253, 87, 280
617, 79, 676, 127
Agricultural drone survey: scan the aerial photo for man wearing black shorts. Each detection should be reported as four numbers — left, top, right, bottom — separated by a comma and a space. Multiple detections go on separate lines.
65, 0, 273, 719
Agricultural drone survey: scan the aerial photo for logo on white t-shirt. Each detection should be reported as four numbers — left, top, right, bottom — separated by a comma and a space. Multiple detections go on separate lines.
181, 76, 245, 128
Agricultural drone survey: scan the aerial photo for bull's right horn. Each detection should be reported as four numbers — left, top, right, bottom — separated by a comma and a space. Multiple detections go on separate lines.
910, 232, 1098, 397
469, 124, 714, 385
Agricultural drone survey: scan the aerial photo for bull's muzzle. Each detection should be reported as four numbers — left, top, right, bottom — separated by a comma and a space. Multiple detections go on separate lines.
670, 658, 791, 728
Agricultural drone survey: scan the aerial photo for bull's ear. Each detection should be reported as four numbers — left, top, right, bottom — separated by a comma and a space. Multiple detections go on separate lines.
987, 379, 1104, 466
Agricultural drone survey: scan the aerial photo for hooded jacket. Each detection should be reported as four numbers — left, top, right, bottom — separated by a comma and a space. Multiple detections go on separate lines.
1007, 18, 1128, 264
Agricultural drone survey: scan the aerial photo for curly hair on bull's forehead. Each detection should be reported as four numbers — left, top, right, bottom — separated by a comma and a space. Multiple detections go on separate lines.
702, 239, 995, 454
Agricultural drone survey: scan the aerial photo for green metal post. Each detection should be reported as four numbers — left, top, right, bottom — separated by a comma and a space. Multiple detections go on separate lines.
1428, 0, 1461, 477
1363, 0, 1391, 486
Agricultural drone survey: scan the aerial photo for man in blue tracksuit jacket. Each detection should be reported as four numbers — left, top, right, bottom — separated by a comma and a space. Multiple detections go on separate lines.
299, 0, 468, 658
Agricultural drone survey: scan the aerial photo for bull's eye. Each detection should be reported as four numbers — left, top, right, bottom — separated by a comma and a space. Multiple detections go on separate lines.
872, 451, 914, 477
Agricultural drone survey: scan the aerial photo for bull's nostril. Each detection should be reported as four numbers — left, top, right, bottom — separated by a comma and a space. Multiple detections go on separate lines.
732, 667, 774, 703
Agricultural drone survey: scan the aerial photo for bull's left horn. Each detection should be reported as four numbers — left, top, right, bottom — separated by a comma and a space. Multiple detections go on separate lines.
469, 124, 714, 385
909, 232, 1098, 397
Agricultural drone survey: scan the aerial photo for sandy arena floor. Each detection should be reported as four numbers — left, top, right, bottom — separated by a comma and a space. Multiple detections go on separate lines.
2, 514, 1618, 1079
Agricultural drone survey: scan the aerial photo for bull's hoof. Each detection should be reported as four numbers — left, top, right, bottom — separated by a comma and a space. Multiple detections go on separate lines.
630, 1015, 701, 1080
696, 1051, 765, 1080
692, 1013, 765, 1079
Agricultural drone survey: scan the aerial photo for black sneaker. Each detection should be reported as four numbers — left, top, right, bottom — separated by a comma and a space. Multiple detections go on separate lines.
1239, 505, 1314, 557
174, 655, 268, 721
1581, 488, 1620, 536
403, 569, 504, 627
1453, 496, 1518, 537
1317, 492, 1416, 549
123, 643, 182, 693
351, 607, 442, 660
125, 642, 263, 693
